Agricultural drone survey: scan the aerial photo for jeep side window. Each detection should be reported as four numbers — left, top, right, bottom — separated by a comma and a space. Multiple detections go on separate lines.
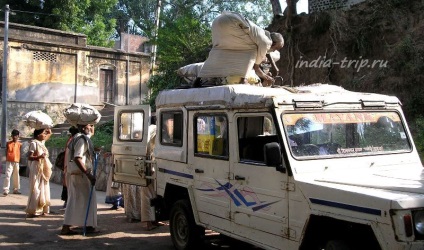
195, 115, 228, 157
238, 115, 278, 163
119, 111, 144, 141
161, 111, 183, 146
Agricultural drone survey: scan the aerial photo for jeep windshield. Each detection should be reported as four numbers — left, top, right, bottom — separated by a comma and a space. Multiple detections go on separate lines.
282, 111, 411, 158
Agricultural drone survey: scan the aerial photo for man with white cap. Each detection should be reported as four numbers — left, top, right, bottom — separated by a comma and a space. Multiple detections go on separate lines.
60, 104, 100, 235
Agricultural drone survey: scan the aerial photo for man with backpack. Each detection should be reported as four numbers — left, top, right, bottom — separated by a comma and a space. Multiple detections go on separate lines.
60, 103, 101, 235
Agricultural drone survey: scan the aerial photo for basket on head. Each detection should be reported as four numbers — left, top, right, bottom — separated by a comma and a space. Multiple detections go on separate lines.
23, 110, 54, 130
63, 103, 101, 127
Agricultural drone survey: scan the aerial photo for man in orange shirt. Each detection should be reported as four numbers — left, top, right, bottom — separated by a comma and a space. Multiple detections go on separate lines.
3, 129, 22, 196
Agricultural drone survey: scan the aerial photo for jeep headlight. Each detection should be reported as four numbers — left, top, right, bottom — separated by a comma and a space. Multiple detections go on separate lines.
413, 211, 424, 235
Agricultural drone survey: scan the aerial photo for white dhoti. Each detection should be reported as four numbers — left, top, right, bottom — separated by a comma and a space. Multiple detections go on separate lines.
122, 184, 142, 221
64, 174, 97, 227
141, 183, 155, 222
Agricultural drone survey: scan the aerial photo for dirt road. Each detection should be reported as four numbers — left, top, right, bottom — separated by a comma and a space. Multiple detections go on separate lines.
0, 175, 256, 250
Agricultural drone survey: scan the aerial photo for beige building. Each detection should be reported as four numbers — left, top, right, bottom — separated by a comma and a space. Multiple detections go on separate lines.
0, 22, 151, 137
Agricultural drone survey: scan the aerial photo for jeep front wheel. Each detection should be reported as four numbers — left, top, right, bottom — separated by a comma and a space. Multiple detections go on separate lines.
169, 200, 203, 250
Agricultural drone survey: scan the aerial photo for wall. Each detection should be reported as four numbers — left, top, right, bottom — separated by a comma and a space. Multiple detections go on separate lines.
309, 0, 366, 13
84, 48, 151, 105
0, 22, 151, 137
2, 101, 70, 138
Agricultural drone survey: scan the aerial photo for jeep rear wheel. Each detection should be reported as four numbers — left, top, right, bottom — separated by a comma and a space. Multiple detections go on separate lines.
170, 200, 204, 250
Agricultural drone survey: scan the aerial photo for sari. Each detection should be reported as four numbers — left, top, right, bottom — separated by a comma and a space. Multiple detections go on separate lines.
25, 140, 52, 216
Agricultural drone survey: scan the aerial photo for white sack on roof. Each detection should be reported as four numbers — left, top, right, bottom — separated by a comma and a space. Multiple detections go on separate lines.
177, 63, 204, 83
63, 103, 101, 127
177, 63, 204, 78
23, 110, 54, 130
199, 49, 256, 78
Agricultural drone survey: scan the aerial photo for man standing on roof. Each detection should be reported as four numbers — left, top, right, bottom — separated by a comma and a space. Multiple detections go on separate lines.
199, 11, 284, 84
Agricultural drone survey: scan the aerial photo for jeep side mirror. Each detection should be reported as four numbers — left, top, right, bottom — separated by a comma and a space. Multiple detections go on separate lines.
264, 142, 285, 172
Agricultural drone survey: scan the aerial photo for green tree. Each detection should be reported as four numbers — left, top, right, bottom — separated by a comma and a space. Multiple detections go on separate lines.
114, 0, 157, 37
0, 0, 117, 47
147, 12, 211, 109
159, 0, 273, 27
114, 0, 273, 38
51, 0, 118, 47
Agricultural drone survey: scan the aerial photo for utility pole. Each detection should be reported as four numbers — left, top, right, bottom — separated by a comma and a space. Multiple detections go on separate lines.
150, 0, 161, 76
126, 26, 129, 105
1, 4, 10, 149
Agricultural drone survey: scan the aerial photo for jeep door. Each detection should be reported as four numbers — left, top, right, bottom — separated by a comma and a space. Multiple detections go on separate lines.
111, 105, 151, 186
190, 112, 232, 229
231, 113, 289, 247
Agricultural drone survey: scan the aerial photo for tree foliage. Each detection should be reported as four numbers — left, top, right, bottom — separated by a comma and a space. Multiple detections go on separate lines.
114, 0, 158, 38
0, 0, 117, 47
147, 11, 211, 109
114, 0, 273, 39
160, 0, 273, 27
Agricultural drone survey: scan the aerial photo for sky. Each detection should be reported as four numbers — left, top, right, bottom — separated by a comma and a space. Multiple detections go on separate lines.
280, 0, 309, 14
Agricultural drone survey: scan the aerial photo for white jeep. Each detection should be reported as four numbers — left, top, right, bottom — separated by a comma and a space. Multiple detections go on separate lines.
112, 84, 424, 250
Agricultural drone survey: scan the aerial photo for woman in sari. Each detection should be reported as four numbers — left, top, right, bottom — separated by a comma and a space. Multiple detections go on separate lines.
25, 128, 53, 218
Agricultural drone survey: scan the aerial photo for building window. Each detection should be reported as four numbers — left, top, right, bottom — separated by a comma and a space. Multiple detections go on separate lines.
33, 51, 57, 62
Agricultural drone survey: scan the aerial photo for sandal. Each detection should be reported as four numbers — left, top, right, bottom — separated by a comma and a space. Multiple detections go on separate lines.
60, 228, 79, 235
85, 227, 100, 234
142, 225, 158, 231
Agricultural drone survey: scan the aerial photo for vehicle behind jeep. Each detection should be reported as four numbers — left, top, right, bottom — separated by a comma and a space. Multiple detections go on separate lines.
112, 84, 424, 250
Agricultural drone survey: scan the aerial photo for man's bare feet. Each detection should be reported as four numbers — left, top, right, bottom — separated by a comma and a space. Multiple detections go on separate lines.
142, 221, 158, 231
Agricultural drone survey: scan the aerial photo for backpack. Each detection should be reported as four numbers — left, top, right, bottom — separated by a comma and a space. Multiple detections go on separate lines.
68, 133, 94, 161
54, 151, 66, 171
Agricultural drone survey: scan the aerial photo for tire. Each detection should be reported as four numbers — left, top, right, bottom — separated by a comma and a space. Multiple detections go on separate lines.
325, 240, 351, 250
169, 200, 204, 250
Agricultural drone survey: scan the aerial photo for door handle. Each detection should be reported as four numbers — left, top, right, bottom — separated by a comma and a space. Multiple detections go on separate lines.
195, 169, 204, 173
235, 175, 245, 180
